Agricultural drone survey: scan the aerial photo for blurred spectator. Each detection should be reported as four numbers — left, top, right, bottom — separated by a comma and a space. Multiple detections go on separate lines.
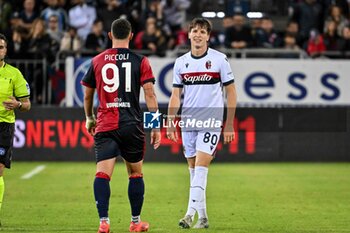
321, 0, 350, 20
141, 0, 174, 48
18, 0, 40, 33
69, 0, 97, 41
27, 18, 58, 59
223, 15, 235, 29
97, 0, 127, 33
161, 0, 190, 32
85, 19, 108, 53
134, 17, 156, 49
142, 0, 164, 29
290, 0, 323, 46
8, 28, 29, 59
227, 0, 250, 15
174, 23, 189, 47
27, 18, 58, 103
255, 17, 282, 48
283, 20, 303, 48
9, 12, 25, 36
224, 14, 253, 49
338, 26, 350, 52
41, 0, 69, 31
283, 33, 300, 50
324, 5, 348, 36
60, 26, 82, 53
323, 20, 341, 51
307, 29, 326, 57
47, 14, 64, 44
125, 0, 143, 34
0, 0, 12, 33
249, 18, 262, 46
217, 15, 235, 47
141, 19, 168, 57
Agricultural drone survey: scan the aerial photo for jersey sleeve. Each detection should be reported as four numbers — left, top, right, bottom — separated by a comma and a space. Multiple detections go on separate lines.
220, 56, 235, 86
140, 57, 155, 85
172, 58, 183, 88
14, 69, 30, 99
81, 61, 96, 88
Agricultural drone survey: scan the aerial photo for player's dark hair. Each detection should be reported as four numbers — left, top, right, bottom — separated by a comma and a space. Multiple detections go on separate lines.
189, 18, 212, 34
111, 18, 132, 39
0, 33, 8, 46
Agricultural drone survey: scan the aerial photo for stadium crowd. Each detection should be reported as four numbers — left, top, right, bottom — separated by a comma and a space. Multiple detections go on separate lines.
1, 0, 350, 60
1, 0, 350, 103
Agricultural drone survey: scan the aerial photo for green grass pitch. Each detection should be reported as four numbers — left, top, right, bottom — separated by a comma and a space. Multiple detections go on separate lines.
1, 162, 350, 233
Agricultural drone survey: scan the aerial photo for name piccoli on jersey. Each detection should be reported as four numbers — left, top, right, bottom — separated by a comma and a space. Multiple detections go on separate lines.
104, 53, 129, 61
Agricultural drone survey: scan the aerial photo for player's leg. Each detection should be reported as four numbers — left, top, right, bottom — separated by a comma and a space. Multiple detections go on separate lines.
94, 131, 120, 233
119, 124, 148, 232
190, 151, 212, 229
0, 165, 4, 216
124, 160, 149, 232
179, 131, 197, 228
0, 122, 14, 225
190, 131, 220, 229
186, 157, 196, 214
95, 158, 116, 219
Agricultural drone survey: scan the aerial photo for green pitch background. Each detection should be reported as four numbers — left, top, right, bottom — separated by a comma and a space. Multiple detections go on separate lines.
1, 162, 350, 233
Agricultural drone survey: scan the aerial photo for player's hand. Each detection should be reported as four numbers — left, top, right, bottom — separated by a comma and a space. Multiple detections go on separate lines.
85, 115, 96, 136
150, 129, 161, 149
2, 96, 20, 111
166, 130, 178, 142
223, 124, 235, 144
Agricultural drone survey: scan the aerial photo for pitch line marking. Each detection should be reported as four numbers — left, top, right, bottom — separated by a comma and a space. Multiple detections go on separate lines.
21, 165, 46, 179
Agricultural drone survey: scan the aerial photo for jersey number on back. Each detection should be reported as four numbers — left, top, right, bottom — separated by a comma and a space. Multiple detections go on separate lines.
101, 62, 131, 93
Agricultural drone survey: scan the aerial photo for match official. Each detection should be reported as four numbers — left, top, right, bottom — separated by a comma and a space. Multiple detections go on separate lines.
0, 33, 31, 223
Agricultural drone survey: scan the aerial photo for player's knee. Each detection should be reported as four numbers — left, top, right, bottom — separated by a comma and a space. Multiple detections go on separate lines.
95, 172, 111, 181
129, 173, 143, 179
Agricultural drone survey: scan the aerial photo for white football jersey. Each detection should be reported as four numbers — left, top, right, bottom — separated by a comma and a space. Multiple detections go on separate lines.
173, 48, 234, 129
173, 48, 234, 108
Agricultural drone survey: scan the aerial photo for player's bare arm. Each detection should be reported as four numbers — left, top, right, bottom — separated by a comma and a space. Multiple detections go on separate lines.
223, 83, 237, 144
167, 87, 182, 142
2, 96, 31, 111
83, 86, 96, 136
143, 82, 161, 149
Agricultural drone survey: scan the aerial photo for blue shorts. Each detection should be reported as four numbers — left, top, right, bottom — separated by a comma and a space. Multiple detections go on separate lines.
0, 122, 14, 168
94, 123, 145, 163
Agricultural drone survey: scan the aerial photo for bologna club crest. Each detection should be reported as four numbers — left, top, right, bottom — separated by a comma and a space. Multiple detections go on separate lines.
205, 60, 211, 69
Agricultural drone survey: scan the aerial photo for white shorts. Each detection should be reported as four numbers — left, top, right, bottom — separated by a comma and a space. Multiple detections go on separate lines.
181, 131, 221, 158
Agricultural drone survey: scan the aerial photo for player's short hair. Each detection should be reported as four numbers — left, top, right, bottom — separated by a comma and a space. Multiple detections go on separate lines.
189, 18, 212, 34
111, 18, 132, 39
0, 33, 8, 46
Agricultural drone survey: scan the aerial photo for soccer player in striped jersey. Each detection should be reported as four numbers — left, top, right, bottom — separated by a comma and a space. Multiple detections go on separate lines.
167, 18, 237, 229
81, 19, 161, 233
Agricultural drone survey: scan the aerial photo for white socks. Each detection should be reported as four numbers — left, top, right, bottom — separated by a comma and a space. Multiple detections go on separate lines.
100, 217, 110, 224
185, 167, 196, 217
131, 215, 140, 223
189, 166, 208, 219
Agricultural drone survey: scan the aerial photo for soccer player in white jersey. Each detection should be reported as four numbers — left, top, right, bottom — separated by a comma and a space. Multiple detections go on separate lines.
167, 18, 237, 229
